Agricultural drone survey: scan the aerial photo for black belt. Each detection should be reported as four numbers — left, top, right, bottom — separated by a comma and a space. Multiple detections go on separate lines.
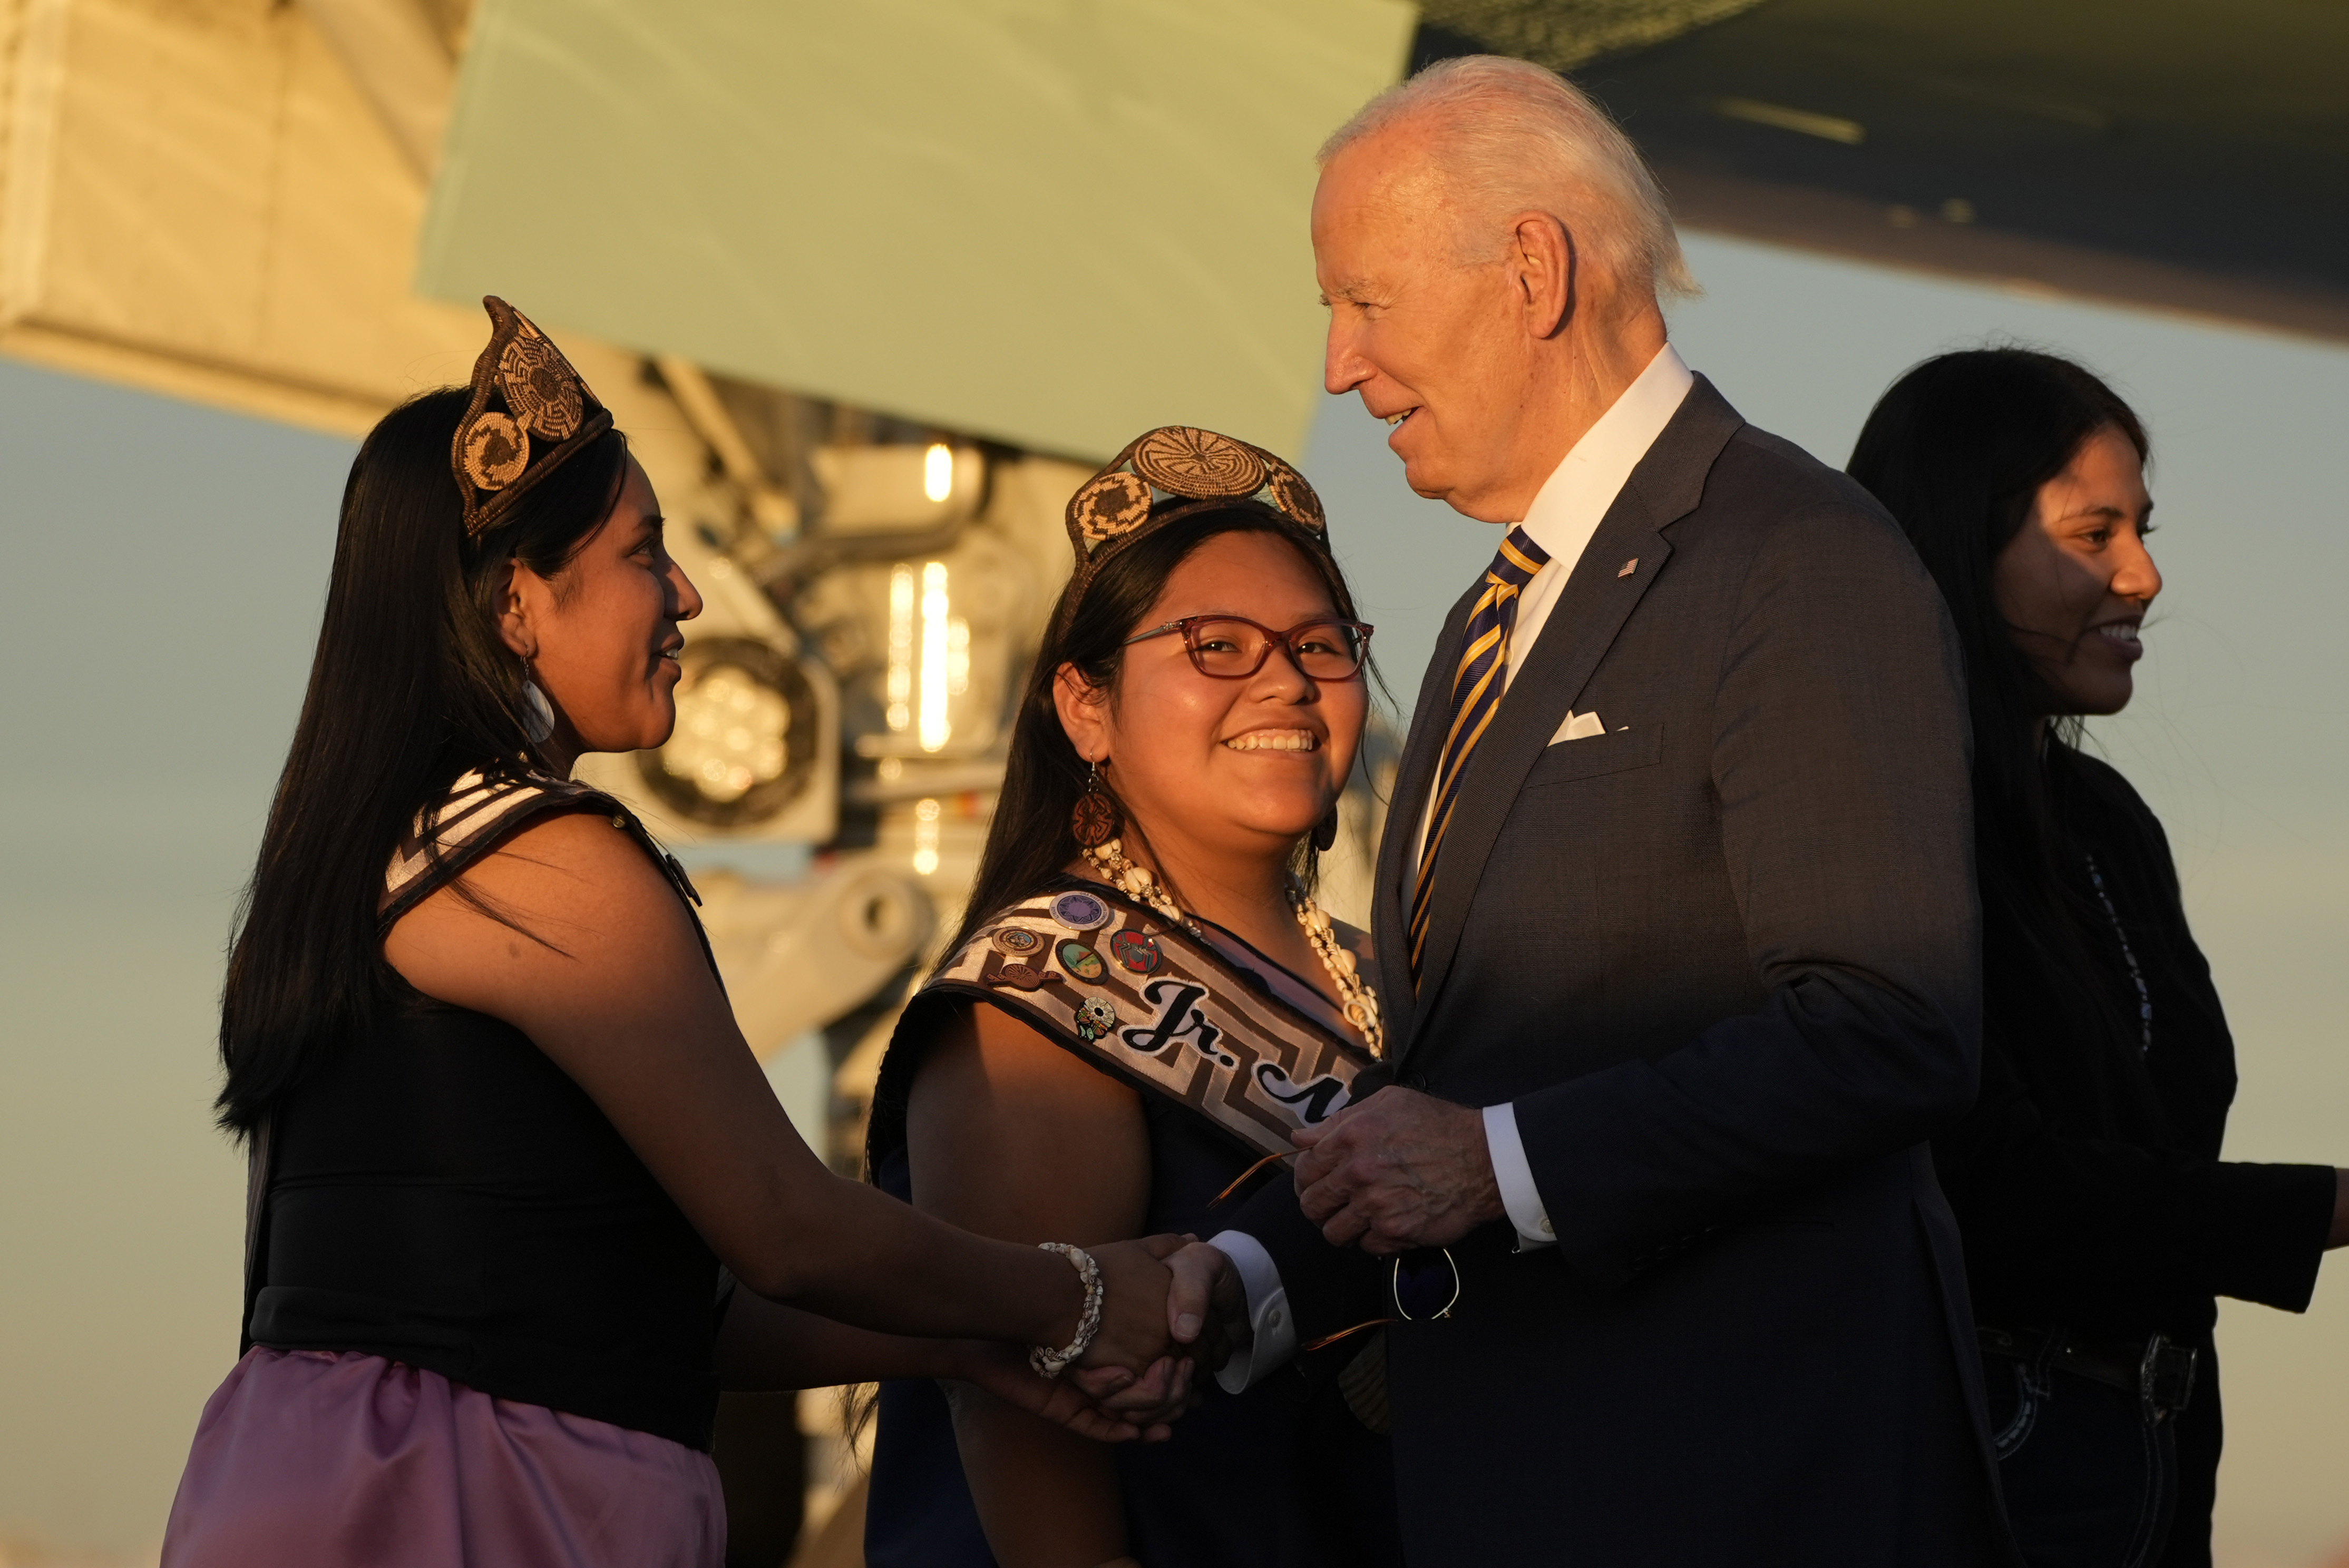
1978, 1324, 2198, 1417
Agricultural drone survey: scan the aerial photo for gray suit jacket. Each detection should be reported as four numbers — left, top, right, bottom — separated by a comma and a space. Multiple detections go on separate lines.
1233, 378, 2011, 1565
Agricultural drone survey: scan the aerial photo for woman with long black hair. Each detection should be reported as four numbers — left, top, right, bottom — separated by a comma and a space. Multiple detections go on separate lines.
1849, 348, 2347, 1568
862, 427, 1399, 1568
160, 301, 1208, 1567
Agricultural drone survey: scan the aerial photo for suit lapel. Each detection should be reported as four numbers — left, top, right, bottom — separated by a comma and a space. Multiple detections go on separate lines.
1397, 378, 1745, 1063
1371, 579, 1481, 1050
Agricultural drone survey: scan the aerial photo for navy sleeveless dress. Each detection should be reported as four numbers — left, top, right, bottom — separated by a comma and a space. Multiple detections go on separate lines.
863, 893, 1400, 1567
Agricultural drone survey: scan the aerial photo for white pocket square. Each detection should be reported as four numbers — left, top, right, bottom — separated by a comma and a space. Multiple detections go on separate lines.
1551, 710, 1605, 743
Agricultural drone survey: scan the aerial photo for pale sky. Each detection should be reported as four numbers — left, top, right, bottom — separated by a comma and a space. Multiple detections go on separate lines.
4, 232, 2347, 1563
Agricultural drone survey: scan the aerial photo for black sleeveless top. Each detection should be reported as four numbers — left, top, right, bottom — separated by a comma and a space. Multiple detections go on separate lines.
243, 769, 728, 1451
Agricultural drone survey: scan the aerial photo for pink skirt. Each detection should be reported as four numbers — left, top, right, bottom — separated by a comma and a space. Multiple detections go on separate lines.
161, 1348, 724, 1567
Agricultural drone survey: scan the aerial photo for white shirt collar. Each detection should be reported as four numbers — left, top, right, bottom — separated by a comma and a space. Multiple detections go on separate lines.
1409, 344, 1698, 861
1514, 343, 1694, 570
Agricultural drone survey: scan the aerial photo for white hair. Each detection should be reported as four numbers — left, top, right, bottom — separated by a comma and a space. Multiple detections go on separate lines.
1319, 55, 1698, 301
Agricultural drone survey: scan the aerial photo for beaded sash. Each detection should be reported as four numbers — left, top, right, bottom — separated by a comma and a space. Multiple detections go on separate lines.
922, 884, 1375, 1159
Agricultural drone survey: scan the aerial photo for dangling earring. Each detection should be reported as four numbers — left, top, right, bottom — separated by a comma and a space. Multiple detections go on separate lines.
520, 658, 555, 744
1070, 759, 1121, 848
1312, 805, 1340, 854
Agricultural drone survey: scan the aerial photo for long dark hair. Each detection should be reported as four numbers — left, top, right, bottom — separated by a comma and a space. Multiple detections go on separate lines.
947, 506, 1367, 960
216, 387, 630, 1135
1847, 347, 2149, 1048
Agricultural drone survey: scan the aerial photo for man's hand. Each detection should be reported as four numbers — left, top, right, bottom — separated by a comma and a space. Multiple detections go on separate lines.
1292, 1086, 1505, 1254
1161, 1239, 1249, 1368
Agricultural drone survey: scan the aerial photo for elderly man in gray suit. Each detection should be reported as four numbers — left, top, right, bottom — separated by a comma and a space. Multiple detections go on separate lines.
1181, 56, 2012, 1566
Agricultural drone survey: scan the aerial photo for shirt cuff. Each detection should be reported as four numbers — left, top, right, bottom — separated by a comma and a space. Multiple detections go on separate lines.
1484, 1102, 1557, 1249
1205, 1229, 1298, 1393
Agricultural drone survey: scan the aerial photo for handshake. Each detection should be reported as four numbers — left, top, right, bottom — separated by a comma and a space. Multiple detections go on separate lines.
954, 1084, 1501, 1441
956, 1236, 1249, 1443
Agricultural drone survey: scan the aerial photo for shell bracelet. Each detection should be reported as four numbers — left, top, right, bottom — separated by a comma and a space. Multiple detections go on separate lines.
1030, 1242, 1104, 1379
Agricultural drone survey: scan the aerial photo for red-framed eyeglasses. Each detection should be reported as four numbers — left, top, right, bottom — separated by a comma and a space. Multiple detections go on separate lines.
1122, 614, 1375, 681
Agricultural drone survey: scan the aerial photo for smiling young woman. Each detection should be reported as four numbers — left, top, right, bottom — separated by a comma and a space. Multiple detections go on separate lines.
1851, 349, 2348, 1568
860, 428, 1401, 1568
160, 305, 1215, 1568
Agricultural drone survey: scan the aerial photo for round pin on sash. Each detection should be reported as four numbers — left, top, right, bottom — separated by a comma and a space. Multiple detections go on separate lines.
1058, 940, 1107, 983
1110, 929, 1162, 975
993, 926, 1044, 957
1051, 890, 1111, 932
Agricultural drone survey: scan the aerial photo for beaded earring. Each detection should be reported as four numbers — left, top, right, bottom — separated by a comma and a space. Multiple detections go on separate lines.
1070, 760, 1120, 848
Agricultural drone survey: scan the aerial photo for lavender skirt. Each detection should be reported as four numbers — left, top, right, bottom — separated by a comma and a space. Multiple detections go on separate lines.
161, 1349, 724, 1567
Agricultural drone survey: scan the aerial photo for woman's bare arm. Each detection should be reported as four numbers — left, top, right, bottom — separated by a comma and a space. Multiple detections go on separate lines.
383, 811, 1180, 1369
905, 1002, 1155, 1568
715, 1290, 1183, 1444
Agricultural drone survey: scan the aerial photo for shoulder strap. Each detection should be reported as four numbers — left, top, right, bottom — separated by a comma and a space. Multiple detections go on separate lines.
387, 769, 592, 925
921, 888, 1375, 1160
381, 766, 718, 974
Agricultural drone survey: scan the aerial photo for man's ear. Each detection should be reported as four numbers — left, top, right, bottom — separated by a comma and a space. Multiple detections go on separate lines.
491, 556, 537, 660
1510, 213, 1575, 339
1051, 662, 1112, 762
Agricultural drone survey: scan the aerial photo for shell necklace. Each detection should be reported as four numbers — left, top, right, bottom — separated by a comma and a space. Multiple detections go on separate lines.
1080, 836, 1385, 1058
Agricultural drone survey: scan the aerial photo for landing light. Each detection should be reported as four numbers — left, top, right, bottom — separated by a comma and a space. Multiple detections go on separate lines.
641, 638, 821, 827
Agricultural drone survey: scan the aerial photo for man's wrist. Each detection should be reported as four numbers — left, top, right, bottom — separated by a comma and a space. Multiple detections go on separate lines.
1205, 1230, 1297, 1393
1481, 1102, 1557, 1248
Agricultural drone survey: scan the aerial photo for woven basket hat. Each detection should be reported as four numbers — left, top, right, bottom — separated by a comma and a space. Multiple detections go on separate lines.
449, 296, 616, 537
1057, 425, 1331, 634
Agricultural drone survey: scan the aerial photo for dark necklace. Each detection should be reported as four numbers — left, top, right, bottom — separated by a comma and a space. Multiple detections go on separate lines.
2082, 852, 2153, 1056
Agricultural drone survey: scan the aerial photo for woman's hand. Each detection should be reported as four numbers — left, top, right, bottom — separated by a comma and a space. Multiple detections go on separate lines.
949, 1341, 1188, 1443
1066, 1353, 1199, 1434
1087, 1354, 1197, 1432
1076, 1234, 1190, 1375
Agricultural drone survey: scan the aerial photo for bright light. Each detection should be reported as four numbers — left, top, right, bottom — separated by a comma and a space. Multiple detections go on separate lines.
885, 563, 914, 733
923, 443, 954, 504
913, 796, 941, 876
946, 615, 971, 697
918, 560, 951, 753
663, 663, 789, 803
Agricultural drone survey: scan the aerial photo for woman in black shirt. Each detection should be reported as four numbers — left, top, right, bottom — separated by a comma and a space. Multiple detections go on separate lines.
1850, 348, 2347, 1568
161, 300, 1211, 1566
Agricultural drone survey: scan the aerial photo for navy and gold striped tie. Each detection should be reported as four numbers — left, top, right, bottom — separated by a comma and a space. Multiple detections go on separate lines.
1409, 527, 1551, 983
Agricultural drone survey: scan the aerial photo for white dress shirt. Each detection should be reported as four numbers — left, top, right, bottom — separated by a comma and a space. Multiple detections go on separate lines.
1214, 343, 1694, 1391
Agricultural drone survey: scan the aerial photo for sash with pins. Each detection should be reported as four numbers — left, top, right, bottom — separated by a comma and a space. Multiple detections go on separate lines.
921, 883, 1376, 1159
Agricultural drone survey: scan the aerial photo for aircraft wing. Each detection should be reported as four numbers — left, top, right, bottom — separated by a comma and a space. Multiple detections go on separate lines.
1421, 0, 2349, 342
